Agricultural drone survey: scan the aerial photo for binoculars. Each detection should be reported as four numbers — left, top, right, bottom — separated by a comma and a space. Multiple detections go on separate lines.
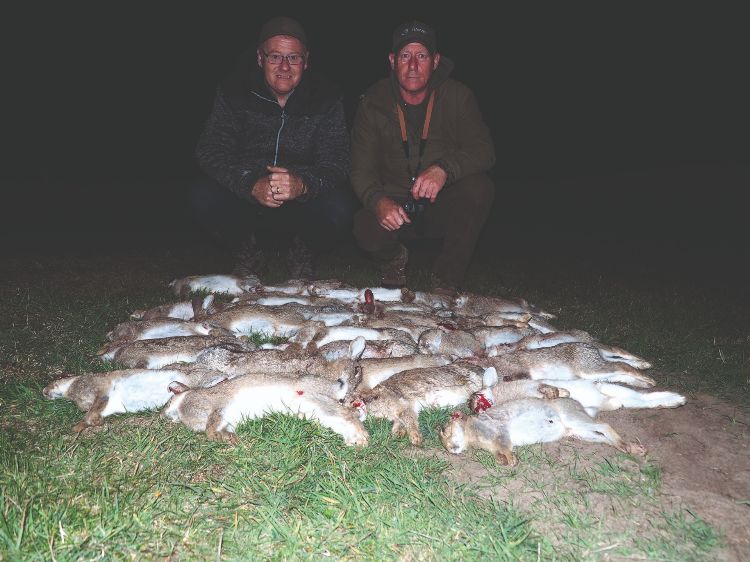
401, 197, 427, 219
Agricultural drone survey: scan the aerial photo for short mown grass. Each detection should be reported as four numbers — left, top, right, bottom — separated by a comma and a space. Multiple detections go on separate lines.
1, 248, 746, 560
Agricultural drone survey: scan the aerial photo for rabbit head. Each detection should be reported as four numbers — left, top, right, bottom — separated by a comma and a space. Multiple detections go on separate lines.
42, 376, 78, 399
439, 411, 469, 454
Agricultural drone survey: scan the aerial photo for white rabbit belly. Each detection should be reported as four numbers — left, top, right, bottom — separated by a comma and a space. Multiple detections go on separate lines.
528, 364, 576, 380
315, 288, 360, 302
222, 385, 303, 426
368, 288, 404, 302
140, 324, 205, 340
542, 380, 603, 411
263, 284, 308, 295
506, 411, 566, 446
112, 370, 188, 413
482, 331, 526, 347
309, 312, 356, 326
145, 352, 198, 369
256, 296, 311, 306
189, 276, 243, 295
227, 319, 275, 336
420, 388, 470, 409
166, 302, 195, 320
315, 327, 382, 347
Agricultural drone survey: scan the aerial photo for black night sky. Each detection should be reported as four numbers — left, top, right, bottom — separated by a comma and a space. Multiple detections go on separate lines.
4, 3, 748, 276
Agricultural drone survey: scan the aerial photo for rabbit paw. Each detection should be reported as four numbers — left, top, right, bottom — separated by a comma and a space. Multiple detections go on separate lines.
207, 429, 238, 445
623, 441, 647, 456
345, 428, 369, 447
539, 384, 567, 399
391, 421, 407, 439
408, 430, 424, 447
494, 450, 518, 466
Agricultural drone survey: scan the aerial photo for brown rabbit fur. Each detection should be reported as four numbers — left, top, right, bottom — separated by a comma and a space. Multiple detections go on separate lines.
348, 361, 495, 446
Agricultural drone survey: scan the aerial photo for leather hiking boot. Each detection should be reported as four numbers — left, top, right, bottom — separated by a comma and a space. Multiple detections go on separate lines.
286, 236, 316, 280
379, 244, 409, 288
231, 235, 266, 278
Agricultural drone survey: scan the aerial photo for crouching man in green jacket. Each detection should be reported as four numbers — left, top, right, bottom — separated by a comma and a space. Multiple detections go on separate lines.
351, 20, 496, 296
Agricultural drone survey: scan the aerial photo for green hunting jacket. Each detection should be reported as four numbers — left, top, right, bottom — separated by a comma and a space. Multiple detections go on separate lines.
351, 56, 496, 210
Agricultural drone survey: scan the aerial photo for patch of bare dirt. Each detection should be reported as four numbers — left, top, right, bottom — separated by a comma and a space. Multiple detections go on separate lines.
434, 390, 749, 560
608, 391, 749, 560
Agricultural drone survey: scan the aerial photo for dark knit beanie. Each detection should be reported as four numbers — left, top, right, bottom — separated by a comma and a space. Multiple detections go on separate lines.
258, 16, 307, 47
392, 20, 437, 54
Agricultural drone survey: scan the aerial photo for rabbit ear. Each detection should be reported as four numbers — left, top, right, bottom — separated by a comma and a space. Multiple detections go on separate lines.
349, 336, 366, 360
350, 365, 364, 392
334, 377, 350, 401
482, 367, 498, 387
168, 381, 189, 394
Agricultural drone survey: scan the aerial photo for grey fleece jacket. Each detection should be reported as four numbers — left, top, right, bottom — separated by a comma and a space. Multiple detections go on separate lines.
195, 59, 350, 203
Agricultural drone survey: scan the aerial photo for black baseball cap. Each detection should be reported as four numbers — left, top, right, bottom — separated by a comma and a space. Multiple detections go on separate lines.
258, 16, 307, 48
392, 20, 437, 54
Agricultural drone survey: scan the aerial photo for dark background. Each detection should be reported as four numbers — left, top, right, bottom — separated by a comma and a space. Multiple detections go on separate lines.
4, 3, 748, 277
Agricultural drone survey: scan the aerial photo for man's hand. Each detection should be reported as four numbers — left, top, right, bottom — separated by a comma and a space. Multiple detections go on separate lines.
250, 166, 307, 208
251, 175, 282, 207
375, 197, 411, 231
411, 164, 447, 202
267, 165, 307, 201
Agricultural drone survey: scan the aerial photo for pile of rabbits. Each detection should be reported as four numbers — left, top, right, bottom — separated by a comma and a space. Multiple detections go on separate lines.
43, 273, 687, 465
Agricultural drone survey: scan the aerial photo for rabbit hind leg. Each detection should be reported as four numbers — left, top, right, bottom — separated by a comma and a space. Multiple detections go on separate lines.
568, 420, 646, 456
390, 410, 422, 446
206, 410, 238, 445
73, 395, 109, 432
490, 433, 517, 466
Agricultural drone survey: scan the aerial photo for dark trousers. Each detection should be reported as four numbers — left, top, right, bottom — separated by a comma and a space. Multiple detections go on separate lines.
353, 173, 495, 286
189, 175, 358, 253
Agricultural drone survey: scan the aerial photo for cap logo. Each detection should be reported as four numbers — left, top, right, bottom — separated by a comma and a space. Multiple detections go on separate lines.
392, 20, 436, 53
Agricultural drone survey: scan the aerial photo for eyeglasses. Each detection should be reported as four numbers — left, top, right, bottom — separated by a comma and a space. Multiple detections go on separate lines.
397, 52, 431, 63
262, 52, 306, 65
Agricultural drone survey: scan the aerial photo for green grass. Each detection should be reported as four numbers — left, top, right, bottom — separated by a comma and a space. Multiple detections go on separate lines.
1, 398, 540, 561
1, 249, 746, 560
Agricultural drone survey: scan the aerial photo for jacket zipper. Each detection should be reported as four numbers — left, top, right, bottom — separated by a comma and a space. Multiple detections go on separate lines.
251, 90, 288, 167
273, 111, 286, 166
